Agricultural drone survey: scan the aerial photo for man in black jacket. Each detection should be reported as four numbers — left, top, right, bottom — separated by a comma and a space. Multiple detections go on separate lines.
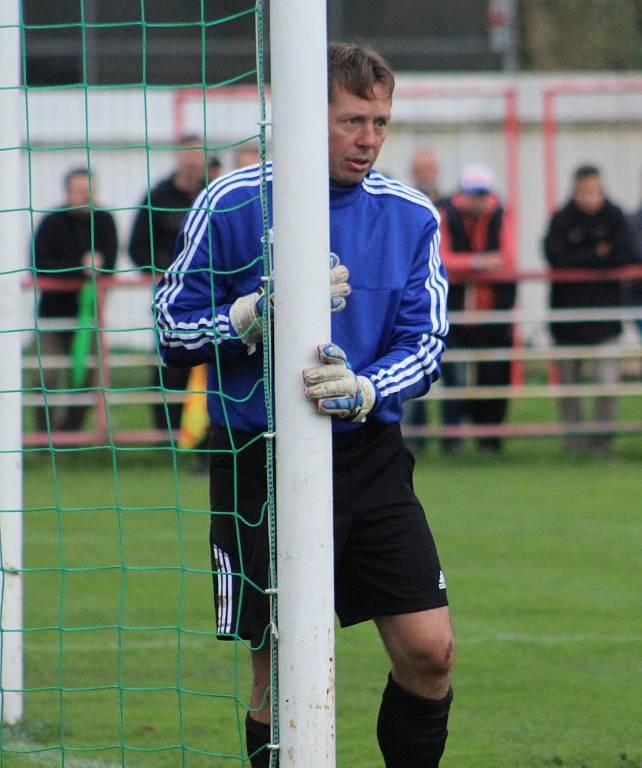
544, 164, 636, 453
34, 167, 118, 432
129, 134, 214, 433
627, 170, 642, 335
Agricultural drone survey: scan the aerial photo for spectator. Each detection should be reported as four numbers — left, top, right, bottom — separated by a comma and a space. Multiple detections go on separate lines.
33, 167, 118, 432
207, 154, 223, 183
439, 164, 516, 453
626, 170, 642, 335
129, 134, 208, 433
403, 149, 443, 451
410, 148, 442, 204
544, 164, 636, 454
233, 143, 261, 169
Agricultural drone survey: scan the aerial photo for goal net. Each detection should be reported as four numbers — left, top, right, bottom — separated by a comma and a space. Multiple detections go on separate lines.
1, 2, 278, 765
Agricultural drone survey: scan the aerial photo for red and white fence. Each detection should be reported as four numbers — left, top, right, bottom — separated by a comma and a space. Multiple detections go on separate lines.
22, 265, 642, 446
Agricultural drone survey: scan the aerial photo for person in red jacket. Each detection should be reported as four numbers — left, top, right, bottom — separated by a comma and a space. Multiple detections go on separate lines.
439, 165, 516, 453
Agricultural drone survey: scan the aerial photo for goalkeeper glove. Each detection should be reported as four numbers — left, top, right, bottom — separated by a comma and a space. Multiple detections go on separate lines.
303, 343, 377, 422
229, 253, 351, 350
329, 252, 351, 312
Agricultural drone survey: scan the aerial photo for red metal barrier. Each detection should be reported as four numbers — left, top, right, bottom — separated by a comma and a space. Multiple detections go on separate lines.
25, 273, 169, 447
21, 265, 642, 446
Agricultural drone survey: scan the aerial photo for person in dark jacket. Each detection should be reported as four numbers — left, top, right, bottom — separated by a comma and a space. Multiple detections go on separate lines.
439, 164, 516, 453
544, 164, 636, 454
626, 171, 642, 335
33, 167, 118, 432
129, 134, 213, 433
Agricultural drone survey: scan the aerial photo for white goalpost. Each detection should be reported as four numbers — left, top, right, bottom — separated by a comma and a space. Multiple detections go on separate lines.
0, 0, 24, 727
270, 1, 336, 766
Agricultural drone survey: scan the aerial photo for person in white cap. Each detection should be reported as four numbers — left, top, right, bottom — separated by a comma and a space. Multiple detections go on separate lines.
438, 164, 516, 453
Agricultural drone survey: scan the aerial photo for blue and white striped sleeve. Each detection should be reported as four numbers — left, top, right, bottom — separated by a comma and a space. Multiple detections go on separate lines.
360, 220, 449, 416
152, 188, 245, 368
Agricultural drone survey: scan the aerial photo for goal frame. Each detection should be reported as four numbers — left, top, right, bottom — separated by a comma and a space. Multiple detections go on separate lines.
0, 0, 24, 727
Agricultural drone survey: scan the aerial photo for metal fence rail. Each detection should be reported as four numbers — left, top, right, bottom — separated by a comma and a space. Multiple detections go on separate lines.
20, 266, 642, 445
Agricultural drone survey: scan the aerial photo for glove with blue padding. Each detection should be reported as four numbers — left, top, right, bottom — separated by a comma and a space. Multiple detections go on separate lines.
229, 253, 350, 350
329, 252, 351, 312
303, 343, 377, 422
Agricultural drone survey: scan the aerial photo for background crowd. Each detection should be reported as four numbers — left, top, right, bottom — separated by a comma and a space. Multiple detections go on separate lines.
31, 141, 642, 455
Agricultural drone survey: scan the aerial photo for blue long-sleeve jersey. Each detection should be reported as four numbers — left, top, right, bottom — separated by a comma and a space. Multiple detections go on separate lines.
153, 163, 449, 433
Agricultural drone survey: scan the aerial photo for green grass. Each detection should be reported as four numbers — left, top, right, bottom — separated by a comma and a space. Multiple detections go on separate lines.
3, 434, 642, 767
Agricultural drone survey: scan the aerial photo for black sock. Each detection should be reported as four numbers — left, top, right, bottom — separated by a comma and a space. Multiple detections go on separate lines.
377, 673, 453, 768
245, 713, 274, 768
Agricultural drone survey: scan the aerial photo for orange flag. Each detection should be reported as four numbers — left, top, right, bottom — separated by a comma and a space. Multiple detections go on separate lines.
179, 364, 209, 448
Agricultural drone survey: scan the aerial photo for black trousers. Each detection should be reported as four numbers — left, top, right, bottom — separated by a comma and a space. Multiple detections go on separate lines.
34, 329, 93, 432
151, 365, 191, 431
441, 323, 513, 438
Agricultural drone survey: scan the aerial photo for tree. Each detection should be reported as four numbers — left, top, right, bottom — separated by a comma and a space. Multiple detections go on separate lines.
519, 0, 642, 70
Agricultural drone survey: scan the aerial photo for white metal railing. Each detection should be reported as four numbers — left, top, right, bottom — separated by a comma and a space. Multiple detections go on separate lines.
18, 265, 642, 445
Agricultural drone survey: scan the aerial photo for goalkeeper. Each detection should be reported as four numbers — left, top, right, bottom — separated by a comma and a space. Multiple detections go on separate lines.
154, 42, 452, 768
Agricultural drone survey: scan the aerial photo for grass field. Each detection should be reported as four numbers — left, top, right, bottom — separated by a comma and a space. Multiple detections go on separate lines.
3, 422, 642, 767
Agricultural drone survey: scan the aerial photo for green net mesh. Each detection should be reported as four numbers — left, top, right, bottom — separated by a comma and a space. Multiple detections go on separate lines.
0, 2, 275, 765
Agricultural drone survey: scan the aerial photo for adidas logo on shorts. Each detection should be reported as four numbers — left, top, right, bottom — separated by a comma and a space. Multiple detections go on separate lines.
438, 570, 447, 590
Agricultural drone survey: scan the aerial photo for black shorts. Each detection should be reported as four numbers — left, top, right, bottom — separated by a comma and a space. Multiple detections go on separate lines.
209, 421, 448, 643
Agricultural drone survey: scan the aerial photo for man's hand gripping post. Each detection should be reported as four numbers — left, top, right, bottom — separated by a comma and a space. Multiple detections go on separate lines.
303, 343, 377, 422
229, 253, 351, 351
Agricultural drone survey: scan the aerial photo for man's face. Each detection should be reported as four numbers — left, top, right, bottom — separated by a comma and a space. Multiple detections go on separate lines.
208, 162, 222, 182
411, 151, 439, 196
460, 191, 492, 219
234, 147, 261, 169
66, 173, 92, 211
573, 175, 604, 215
176, 144, 206, 189
328, 83, 391, 187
